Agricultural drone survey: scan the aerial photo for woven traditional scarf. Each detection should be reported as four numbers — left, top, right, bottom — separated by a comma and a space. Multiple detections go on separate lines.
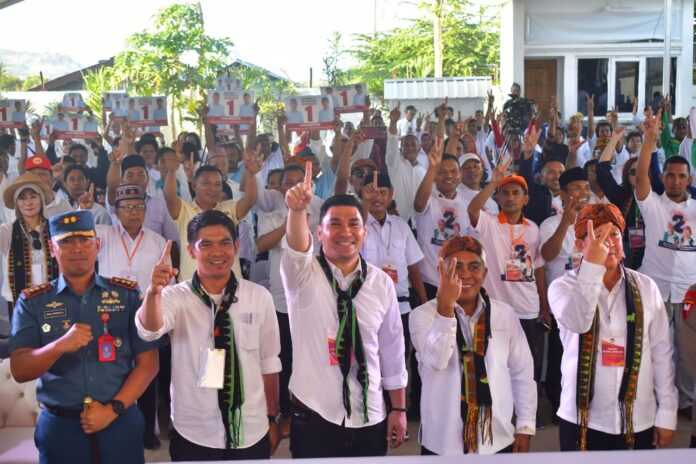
189, 272, 245, 449
8, 218, 57, 301
576, 266, 643, 451
316, 247, 370, 423
455, 288, 493, 454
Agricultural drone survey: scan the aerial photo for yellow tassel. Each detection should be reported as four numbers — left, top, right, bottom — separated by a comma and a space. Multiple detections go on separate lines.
579, 409, 589, 451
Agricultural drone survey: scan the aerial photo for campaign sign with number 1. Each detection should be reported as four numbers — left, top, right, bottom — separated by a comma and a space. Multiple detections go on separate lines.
52, 114, 99, 139
206, 90, 255, 124
125, 96, 168, 128
59, 93, 87, 112
102, 92, 128, 111
0, 100, 27, 128
321, 83, 368, 114
284, 96, 334, 131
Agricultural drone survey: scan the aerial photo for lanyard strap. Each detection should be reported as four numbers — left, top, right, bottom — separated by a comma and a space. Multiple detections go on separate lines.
371, 220, 392, 257
119, 230, 145, 267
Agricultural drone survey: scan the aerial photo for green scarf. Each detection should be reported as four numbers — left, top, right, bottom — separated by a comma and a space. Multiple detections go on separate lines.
189, 272, 245, 448
316, 247, 370, 423
576, 266, 643, 451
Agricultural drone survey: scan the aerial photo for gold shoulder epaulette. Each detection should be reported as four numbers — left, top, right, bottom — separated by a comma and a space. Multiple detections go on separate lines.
109, 277, 138, 291
21, 282, 52, 299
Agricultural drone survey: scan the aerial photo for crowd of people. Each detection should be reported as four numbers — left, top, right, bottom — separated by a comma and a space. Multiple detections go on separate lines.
2, 84, 696, 463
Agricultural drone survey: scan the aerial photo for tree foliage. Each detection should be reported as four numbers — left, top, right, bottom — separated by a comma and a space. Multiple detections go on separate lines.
0, 63, 43, 91
113, 3, 232, 133
322, 32, 347, 87
348, 1, 499, 96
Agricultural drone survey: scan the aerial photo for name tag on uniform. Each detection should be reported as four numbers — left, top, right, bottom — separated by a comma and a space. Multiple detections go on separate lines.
601, 338, 625, 367
99, 334, 116, 362
198, 348, 225, 389
381, 263, 398, 283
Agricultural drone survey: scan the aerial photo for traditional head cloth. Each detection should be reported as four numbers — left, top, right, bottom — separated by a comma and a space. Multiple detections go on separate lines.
49, 210, 96, 242
439, 235, 487, 263
114, 184, 145, 207
574, 203, 626, 240
4, 173, 54, 210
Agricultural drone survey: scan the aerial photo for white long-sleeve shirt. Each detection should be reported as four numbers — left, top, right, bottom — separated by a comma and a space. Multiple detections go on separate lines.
136, 279, 281, 449
385, 133, 426, 223
280, 239, 408, 428
548, 261, 678, 434
410, 296, 536, 455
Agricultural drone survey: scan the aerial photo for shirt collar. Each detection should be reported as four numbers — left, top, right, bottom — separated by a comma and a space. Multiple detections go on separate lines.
367, 213, 392, 227
454, 294, 484, 320
660, 191, 691, 206
497, 211, 529, 226
56, 273, 107, 295
325, 256, 361, 285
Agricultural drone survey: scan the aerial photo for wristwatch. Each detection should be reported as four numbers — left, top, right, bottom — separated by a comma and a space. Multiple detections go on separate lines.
267, 413, 280, 424
109, 399, 125, 415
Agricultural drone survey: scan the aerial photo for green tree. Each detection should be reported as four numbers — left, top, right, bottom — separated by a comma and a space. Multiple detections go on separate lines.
82, 66, 120, 124
0, 63, 25, 91
113, 3, 232, 134
348, 1, 499, 96
322, 32, 347, 86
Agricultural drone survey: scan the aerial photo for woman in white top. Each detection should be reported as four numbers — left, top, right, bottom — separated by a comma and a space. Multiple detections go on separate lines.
1, 173, 58, 318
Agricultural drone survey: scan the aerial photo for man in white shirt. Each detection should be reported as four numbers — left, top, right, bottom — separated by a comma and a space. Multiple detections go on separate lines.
281, 165, 408, 457
539, 167, 591, 419
457, 152, 498, 213
387, 103, 426, 222
396, 105, 418, 138
410, 236, 536, 454
635, 110, 696, 415
137, 210, 281, 460
548, 203, 677, 451
414, 147, 472, 299
63, 165, 111, 225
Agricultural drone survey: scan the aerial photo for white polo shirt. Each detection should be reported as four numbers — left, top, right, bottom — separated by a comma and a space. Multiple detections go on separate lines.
280, 240, 408, 428
549, 262, 678, 434
415, 190, 474, 287
474, 211, 543, 319
410, 296, 536, 455
362, 213, 424, 314
637, 191, 696, 303
136, 278, 281, 449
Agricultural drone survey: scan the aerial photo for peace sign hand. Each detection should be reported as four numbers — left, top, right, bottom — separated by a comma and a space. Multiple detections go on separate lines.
285, 161, 314, 211
243, 148, 262, 175
148, 241, 178, 295
582, 220, 612, 266
492, 156, 512, 184
389, 101, 401, 122
78, 183, 95, 210
437, 257, 462, 312
427, 136, 444, 167
361, 171, 379, 205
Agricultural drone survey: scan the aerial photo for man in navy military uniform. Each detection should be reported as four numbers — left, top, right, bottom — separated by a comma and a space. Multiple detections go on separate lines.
9, 210, 161, 464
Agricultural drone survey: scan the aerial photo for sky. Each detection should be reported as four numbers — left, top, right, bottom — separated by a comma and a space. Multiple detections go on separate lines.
0, 0, 421, 83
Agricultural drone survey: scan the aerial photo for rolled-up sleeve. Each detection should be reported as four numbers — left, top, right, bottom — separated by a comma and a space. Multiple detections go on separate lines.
647, 279, 678, 430
279, 236, 315, 300
549, 261, 604, 334
135, 287, 178, 342
259, 290, 282, 375
409, 304, 457, 372
377, 281, 408, 390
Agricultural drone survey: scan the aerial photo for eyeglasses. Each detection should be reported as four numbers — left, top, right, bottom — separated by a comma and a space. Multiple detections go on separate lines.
628, 169, 637, 176
29, 230, 41, 250
118, 204, 146, 212
351, 169, 374, 180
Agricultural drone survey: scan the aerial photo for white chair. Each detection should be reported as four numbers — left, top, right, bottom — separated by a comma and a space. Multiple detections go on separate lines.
0, 357, 39, 463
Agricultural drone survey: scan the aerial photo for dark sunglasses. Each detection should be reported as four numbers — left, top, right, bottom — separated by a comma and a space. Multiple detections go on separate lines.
351, 169, 375, 180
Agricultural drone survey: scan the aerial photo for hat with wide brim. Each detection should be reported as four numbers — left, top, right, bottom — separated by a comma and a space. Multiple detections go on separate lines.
3, 173, 54, 210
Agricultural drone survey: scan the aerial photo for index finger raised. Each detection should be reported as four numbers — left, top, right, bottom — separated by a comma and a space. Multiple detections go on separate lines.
304, 161, 312, 187
159, 240, 172, 265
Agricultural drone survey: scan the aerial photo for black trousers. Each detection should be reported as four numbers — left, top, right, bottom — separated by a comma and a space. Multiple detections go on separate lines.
424, 282, 438, 301
289, 402, 387, 458
544, 324, 563, 412
137, 377, 157, 438
421, 444, 513, 454
401, 312, 421, 419
519, 318, 543, 382
276, 311, 293, 416
558, 418, 655, 451
169, 427, 270, 461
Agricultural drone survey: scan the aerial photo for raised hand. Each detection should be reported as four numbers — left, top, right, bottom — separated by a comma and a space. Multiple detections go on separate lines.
610, 126, 626, 142
492, 156, 512, 184
148, 241, 177, 295
428, 136, 444, 167
642, 108, 662, 138
437, 97, 449, 118
437, 257, 462, 312
486, 89, 494, 105
56, 323, 93, 354
361, 171, 379, 204
285, 161, 314, 211
524, 126, 541, 156
568, 136, 587, 154
182, 150, 195, 181
78, 183, 95, 210
108, 144, 124, 164
586, 94, 595, 113
243, 148, 262, 175
389, 101, 401, 123
582, 220, 612, 266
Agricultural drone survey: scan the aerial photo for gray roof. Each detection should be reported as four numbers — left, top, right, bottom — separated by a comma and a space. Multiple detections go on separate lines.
384, 77, 492, 100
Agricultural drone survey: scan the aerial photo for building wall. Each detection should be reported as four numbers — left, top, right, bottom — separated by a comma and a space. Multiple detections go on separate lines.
500, 0, 694, 118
